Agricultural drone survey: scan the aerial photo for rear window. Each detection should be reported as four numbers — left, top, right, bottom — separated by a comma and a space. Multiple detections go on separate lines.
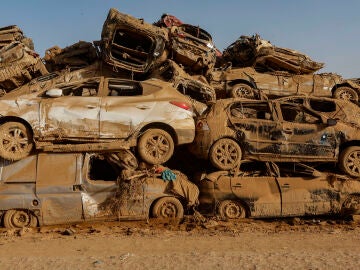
0, 155, 37, 183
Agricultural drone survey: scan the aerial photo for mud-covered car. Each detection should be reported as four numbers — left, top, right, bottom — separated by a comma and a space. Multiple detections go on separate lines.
210, 67, 360, 101
198, 161, 360, 219
0, 76, 195, 164
0, 41, 48, 94
101, 8, 169, 74
0, 152, 199, 228
189, 98, 360, 177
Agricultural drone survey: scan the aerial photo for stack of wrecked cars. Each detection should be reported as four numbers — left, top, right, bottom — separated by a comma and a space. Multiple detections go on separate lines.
0, 7, 360, 228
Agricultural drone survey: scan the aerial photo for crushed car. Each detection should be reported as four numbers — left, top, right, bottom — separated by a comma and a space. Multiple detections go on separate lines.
210, 66, 360, 101
0, 76, 195, 165
189, 98, 360, 177
0, 152, 199, 228
0, 41, 48, 95
198, 161, 360, 219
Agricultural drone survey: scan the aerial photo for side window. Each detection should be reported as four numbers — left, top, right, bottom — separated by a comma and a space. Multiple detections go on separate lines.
108, 80, 142, 96
88, 155, 118, 182
0, 156, 37, 183
230, 103, 272, 120
309, 100, 336, 113
61, 82, 99, 97
280, 105, 321, 124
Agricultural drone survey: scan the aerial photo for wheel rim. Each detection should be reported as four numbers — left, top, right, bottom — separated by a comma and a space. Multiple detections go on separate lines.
345, 150, 360, 176
234, 86, 254, 98
159, 202, 177, 218
220, 201, 243, 219
144, 134, 170, 161
214, 141, 239, 167
11, 210, 31, 227
338, 89, 355, 101
2, 126, 30, 155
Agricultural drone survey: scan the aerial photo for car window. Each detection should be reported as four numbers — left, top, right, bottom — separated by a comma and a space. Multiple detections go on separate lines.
309, 100, 336, 112
280, 104, 321, 124
0, 155, 37, 183
61, 82, 99, 97
107, 80, 143, 96
230, 102, 272, 120
88, 155, 118, 182
236, 162, 269, 177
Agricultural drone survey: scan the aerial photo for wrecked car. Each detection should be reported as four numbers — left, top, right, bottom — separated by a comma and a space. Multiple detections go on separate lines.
210, 66, 360, 101
198, 161, 360, 219
0, 25, 33, 50
0, 152, 199, 228
0, 76, 195, 165
220, 34, 324, 74
101, 8, 169, 74
189, 98, 360, 177
0, 41, 48, 94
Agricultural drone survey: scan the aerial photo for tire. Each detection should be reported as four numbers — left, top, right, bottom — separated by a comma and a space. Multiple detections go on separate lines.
218, 200, 246, 219
138, 128, 174, 165
230, 83, 255, 99
0, 121, 33, 161
3, 209, 38, 228
339, 146, 360, 177
152, 197, 184, 219
334, 86, 358, 102
209, 138, 242, 170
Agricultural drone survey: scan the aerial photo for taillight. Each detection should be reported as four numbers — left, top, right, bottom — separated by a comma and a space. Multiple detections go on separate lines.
196, 120, 209, 130
170, 101, 191, 111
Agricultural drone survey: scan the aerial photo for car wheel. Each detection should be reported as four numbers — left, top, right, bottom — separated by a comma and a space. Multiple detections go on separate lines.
138, 128, 174, 165
339, 146, 360, 177
230, 83, 255, 99
0, 121, 33, 161
3, 209, 38, 228
334, 86, 358, 102
218, 200, 246, 219
152, 197, 184, 219
209, 138, 242, 170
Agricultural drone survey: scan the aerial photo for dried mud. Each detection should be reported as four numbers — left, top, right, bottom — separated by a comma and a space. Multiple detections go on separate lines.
0, 217, 360, 269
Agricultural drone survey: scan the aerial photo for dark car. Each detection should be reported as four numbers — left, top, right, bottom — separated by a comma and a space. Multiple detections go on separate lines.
198, 161, 360, 219
0, 152, 199, 228
189, 98, 360, 177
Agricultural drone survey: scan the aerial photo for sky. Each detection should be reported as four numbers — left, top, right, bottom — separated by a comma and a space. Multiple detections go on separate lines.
2, 0, 360, 78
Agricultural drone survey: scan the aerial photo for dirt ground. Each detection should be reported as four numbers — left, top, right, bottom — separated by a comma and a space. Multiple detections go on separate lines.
0, 216, 359, 270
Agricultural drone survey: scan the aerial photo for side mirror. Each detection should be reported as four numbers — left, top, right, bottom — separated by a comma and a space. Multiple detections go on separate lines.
327, 118, 337, 126
45, 88, 63, 98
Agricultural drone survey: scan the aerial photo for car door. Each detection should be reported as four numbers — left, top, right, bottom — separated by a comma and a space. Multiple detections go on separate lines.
274, 103, 338, 160
35, 153, 83, 225
230, 162, 281, 217
99, 79, 156, 139
276, 164, 334, 216
81, 154, 144, 219
39, 78, 102, 139
227, 101, 281, 156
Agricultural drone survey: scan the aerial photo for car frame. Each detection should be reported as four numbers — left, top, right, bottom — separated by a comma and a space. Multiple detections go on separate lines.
198, 161, 360, 219
0, 152, 199, 228
190, 98, 360, 177
0, 76, 195, 165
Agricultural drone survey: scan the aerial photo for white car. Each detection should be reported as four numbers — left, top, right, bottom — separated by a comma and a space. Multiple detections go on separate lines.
0, 77, 195, 164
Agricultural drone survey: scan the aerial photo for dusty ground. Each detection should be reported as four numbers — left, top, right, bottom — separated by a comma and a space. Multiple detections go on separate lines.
0, 216, 359, 270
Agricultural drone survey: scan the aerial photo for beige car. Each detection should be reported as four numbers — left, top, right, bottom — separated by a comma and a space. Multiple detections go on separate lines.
210, 67, 360, 102
0, 77, 195, 164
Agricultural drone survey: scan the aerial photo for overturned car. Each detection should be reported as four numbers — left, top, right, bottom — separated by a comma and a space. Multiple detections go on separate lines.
0, 152, 199, 228
198, 161, 360, 219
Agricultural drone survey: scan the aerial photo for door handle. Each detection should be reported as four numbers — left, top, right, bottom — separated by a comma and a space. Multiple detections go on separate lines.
136, 105, 150, 110
73, 184, 84, 191
86, 105, 97, 109
282, 183, 290, 189
282, 129, 293, 135
232, 183, 242, 188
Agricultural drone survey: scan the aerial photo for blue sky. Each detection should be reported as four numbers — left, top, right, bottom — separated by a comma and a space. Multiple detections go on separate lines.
2, 0, 360, 78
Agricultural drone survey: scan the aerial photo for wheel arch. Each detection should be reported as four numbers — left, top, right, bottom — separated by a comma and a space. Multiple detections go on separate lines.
339, 141, 360, 153
227, 79, 256, 89
331, 83, 360, 97
0, 116, 34, 138
138, 122, 178, 145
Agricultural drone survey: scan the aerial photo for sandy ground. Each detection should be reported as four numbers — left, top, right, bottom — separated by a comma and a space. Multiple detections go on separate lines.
0, 216, 359, 270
